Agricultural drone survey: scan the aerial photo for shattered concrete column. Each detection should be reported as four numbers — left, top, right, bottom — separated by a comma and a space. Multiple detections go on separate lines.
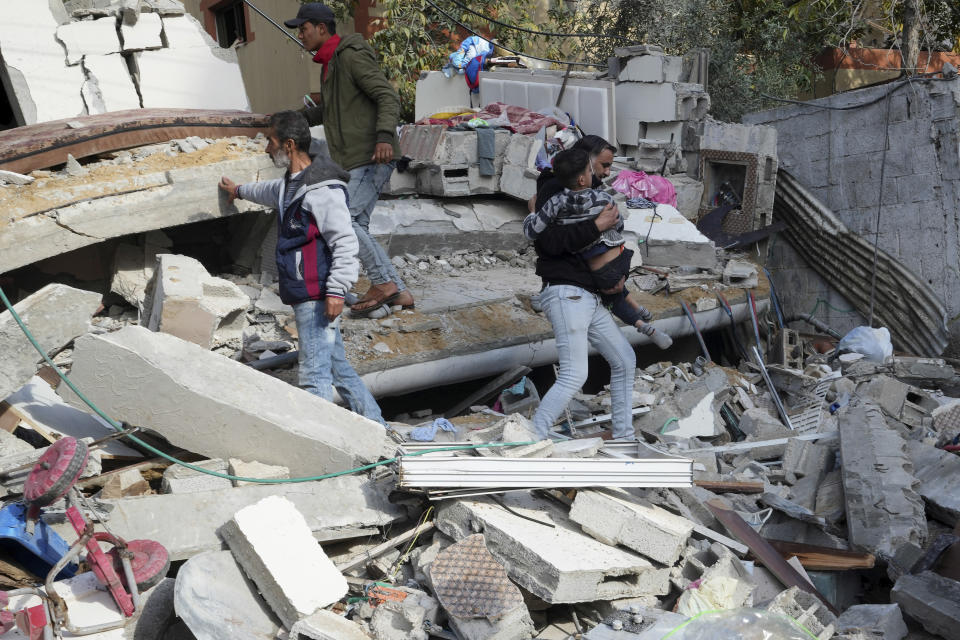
839, 403, 927, 559
890, 571, 960, 638
436, 493, 671, 604
219, 496, 347, 629
146, 253, 250, 349
0, 283, 101, 401
62, 326, 388, 477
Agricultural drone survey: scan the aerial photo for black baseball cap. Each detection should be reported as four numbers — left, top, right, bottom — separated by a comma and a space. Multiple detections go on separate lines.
284, 3, 335, 28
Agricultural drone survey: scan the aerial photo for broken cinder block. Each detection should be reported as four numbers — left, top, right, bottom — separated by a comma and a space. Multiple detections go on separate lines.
219, 495, 348, 629
146, 253, 250, 350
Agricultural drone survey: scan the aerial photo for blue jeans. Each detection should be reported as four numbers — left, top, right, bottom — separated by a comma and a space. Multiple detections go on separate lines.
532, 285, 637, 439
293, 301, 385, 425
347, 163, 406, 291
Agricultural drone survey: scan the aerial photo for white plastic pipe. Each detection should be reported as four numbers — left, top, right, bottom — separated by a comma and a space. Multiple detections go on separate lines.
360, 299, 767, 398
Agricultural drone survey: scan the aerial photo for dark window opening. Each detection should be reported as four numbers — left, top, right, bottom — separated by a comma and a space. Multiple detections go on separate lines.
213, 1, 247, 48
0, 73, 19, 130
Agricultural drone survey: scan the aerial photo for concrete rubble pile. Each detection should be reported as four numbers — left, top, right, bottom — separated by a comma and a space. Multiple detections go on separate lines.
2, 294, 960, 639
2, 42, 959, 640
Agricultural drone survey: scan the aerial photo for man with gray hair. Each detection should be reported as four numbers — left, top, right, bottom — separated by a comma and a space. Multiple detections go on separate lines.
219, 111, 384, 424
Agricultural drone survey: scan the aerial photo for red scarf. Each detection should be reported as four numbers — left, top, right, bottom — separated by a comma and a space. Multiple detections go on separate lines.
312, 34, 341, 81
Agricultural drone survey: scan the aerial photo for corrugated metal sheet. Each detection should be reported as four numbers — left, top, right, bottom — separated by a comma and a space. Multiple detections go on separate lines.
774, 170, 949, 356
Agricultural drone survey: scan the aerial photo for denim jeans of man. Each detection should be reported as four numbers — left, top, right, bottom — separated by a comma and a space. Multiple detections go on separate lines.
293, 300, 385, 425
532, 285, 637, 439
347, 162, 406, 290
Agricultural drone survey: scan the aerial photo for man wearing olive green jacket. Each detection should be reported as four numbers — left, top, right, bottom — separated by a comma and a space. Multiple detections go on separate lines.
285, 3, 414, 316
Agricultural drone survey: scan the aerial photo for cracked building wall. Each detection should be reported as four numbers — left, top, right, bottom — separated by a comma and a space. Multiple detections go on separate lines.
0, 0, 249, 127
744, 78, 960, 356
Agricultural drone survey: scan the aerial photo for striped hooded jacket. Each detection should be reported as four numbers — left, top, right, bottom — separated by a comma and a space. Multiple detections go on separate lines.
238, 152, 358, 305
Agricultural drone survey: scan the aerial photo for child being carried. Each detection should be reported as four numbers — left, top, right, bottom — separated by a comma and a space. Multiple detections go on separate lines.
523, 148, 672, 349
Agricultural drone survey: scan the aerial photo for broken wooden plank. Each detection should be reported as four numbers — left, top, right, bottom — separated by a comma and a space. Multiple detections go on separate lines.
75, 457, 172, 490
335, 522, 436, 574
764, 539, 875, 571
0, 108, 269, 174
0, 402, 20, 434
694, 480, 764, 494
444, 366, 532, 418
706, 498, 841, 615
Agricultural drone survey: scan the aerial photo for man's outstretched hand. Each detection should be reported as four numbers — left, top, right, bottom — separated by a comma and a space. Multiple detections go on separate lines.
219, 176, 239, 204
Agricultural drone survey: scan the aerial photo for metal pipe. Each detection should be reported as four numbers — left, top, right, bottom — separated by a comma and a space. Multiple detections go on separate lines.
241, 0, 308, 50
787, 313, 843, 340
359, 299, 767, 399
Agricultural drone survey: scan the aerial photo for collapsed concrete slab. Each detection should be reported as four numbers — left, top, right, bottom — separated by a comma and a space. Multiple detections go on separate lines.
569, 489, 694, 565
49, 475, 405, 561
220, 496, 348, 629
175, 550, 282, 640
436, 493, 671, 604
369, 197, 528, 257
839, 403, 927, 559
622, 204, 716, 269
146, 253, 249, 349
905, 439, 960, 526
890, 571, 960, 639
121, 11, 163, 50
63, 326, 388, 476
0, 146, 280, 274
0, 283, 101, 401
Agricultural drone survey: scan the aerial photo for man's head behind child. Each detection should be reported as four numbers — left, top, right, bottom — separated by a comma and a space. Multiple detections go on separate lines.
553, 149, 592, 191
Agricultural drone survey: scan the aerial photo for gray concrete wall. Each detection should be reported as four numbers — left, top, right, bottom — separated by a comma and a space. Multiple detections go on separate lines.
744, 79, 960, 354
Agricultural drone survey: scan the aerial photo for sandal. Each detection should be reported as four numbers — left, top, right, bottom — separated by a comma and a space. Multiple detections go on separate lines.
349, 291, 401, 317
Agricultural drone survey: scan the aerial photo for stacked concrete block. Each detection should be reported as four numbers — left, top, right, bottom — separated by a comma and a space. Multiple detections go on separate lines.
569, 489, 694, 565
766, 587, 836, 640
618, 54, 684, 84
219, 496, 348, 629
436, 493, 671, 604
161, 458, 232, 494
835, 604, 907, 640
743, 79, 960, 346
0, 283, 101, 402
839, 404, 927, 560
890, 571, 960, 638
62, 326, 388, 478
146, 253, 250, 350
